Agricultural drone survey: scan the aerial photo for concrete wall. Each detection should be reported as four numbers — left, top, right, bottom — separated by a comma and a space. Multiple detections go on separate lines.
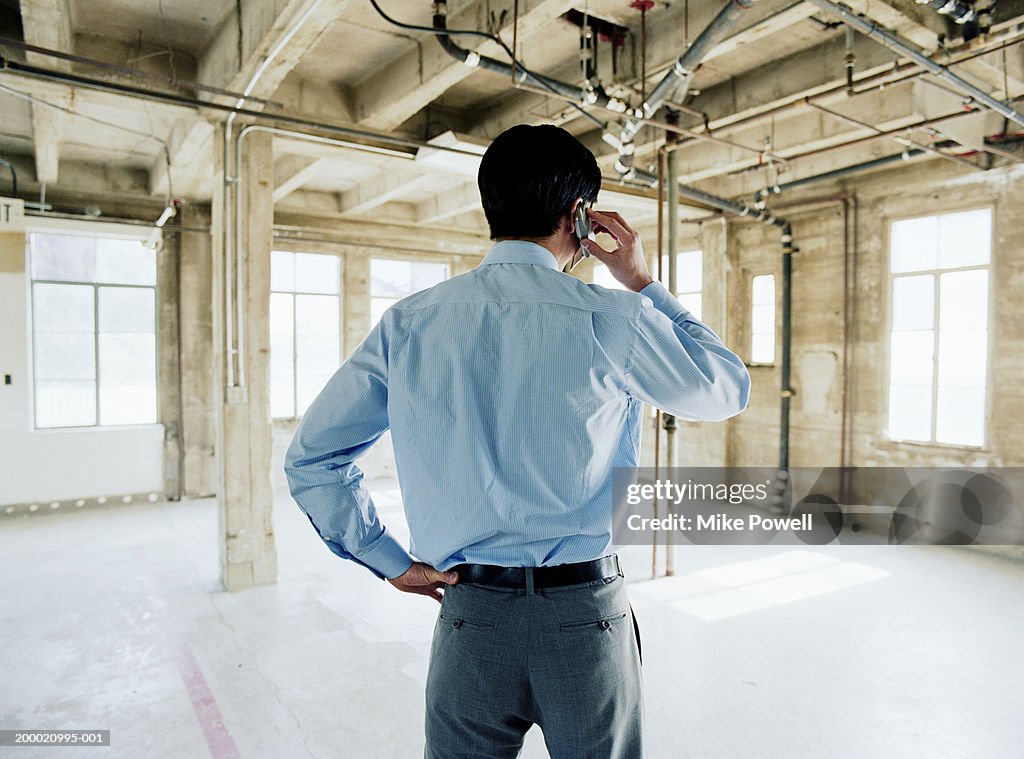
721, 160, 1024, 470
0, 219, 164, 506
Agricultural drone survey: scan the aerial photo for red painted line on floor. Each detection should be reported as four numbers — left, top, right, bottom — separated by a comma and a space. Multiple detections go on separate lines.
177, 645, 242, 759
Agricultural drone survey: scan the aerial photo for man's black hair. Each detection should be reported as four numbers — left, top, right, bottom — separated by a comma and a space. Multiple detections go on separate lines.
477, 124, 601, 241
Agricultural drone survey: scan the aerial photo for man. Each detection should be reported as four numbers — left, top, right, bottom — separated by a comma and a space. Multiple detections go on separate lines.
285, 124, 750, 758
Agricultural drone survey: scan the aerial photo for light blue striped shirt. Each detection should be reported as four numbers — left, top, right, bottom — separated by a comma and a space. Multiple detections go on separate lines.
285, 240, 750, 579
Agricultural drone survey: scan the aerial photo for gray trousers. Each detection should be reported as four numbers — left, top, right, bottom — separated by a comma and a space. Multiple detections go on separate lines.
424, 571, 644, 759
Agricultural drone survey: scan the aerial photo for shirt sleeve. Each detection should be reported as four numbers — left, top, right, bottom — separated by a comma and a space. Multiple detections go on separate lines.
283, 317, 415, 580
625, 281, 750, 421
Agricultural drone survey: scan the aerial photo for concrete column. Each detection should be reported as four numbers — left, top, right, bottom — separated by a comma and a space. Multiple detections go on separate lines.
157, 226, 183, 501
179, 205, 217, 497
344, 251, 371, 357
215, 128, 277, 591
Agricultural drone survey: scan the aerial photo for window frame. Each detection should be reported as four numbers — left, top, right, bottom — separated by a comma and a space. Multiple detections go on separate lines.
27, 221, 159, 431
269, 249, 344, 422
748, 272, 776, 367
368, 256, 450, 327
883, 205, 995, 449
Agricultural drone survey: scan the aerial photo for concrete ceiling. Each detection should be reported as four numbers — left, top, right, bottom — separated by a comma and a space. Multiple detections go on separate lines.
68, 0, 235, 55
0, 0, 1022, 227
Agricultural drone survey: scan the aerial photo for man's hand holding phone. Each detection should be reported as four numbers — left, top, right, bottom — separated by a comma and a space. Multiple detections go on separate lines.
582, 210, 654, 293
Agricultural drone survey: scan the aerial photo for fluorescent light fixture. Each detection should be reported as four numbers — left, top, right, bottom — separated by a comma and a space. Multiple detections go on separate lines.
414, 131, 487, 178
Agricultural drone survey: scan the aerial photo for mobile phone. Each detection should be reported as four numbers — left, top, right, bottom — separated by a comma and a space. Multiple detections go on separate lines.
574, 203, 593, 257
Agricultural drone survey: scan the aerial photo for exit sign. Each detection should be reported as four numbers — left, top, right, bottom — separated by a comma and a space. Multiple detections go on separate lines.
0, 197, 25, 231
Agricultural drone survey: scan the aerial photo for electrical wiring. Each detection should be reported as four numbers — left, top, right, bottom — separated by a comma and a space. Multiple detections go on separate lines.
366, 0, 607, 130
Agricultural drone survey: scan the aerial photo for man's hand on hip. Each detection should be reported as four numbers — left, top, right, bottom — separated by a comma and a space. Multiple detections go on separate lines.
582, 209, 654, 293
388, 562, 460, 603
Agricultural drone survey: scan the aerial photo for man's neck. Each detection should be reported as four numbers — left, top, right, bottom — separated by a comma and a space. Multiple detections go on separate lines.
495, 236, 565, 267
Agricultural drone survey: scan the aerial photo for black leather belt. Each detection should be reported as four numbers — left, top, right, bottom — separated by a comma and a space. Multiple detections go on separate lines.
452, 555, 623, 589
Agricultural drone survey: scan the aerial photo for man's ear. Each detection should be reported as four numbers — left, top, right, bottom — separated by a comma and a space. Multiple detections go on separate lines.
567, 198, 583, 232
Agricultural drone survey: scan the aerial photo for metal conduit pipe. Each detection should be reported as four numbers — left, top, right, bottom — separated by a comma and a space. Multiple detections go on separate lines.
629, 160, 796, 513
431, 1, 618, 109
631, 165, 789, 226
223, 0, 324, 391
654, 32, 1024, 160
754, 149, 926, 205
805, 0, 1024, 127
663, 138, 679, 578
773, 224, 796, 512
614, 0, 760, 178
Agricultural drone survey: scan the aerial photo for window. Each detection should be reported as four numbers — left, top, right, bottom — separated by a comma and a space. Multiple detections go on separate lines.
592, 262, 627, 291
663, 250, 703, 319
750, 274, 776, 364
887, 208, 991, 446
270, 251, 341, 419
29, 229, 157, 428
594, 251, 702, 317
369, 258, 448, 325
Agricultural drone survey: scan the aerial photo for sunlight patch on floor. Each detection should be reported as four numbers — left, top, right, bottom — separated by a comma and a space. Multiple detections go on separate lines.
632, 550, 891, 621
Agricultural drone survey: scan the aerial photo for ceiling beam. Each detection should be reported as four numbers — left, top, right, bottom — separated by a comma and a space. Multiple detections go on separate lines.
353, 0, 576, 131
338, 171, 436, 216
198, 0, 352, 101
415, 184, 482, 224
272, 155, 327, 203
20, 0, 73, 185
149, 118, 214, 199
153, 0, 352, 201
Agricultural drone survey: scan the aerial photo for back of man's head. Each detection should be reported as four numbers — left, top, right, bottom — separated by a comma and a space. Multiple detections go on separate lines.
478, 124, 601, 241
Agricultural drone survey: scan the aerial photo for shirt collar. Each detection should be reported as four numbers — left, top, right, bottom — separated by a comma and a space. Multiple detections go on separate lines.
480, 239, 560, 271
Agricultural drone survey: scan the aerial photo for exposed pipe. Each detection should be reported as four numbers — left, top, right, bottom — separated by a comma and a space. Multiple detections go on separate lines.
840, 196, 856, 502
637, 32, 1024, 167
430, 0, 619, 111
0, 155, 16, 197
0, 36, 283, 108
914, 0, 977, 25
652, 145, 665, 581
663, 129, 679, 578
771, 224, 796, 513
613, 0, 761, 177
802, 100, 986, 169
805, 0, 1024, 127
429, 0, 791, 171
769, 105, 985, 164
844, 26, 856, 95
754, 149, 926, 204
223, 0, 325, 392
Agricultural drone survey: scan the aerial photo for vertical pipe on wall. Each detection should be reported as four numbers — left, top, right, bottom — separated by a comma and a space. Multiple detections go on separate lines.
652, 147, 665, 580
663, 138, 679, 577
840, 198, 858, 502
772, 224, 796, 513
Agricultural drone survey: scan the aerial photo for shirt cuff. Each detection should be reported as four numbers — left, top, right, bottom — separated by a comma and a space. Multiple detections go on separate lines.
639, 281, 691, 322
355, 530, 416, 580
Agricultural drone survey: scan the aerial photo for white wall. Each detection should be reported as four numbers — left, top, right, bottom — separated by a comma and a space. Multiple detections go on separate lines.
0, 223, 164, 506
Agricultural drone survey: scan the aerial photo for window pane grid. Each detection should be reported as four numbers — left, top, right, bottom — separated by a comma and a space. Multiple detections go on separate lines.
888, 209, 990, 446
271, 252, 343, 419
751, 274, 775, 364
30, 232, 156, 429
369, 258, 449, 327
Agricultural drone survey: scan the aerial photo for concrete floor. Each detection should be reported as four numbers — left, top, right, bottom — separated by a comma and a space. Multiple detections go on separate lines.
2, 481, 1022, 758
